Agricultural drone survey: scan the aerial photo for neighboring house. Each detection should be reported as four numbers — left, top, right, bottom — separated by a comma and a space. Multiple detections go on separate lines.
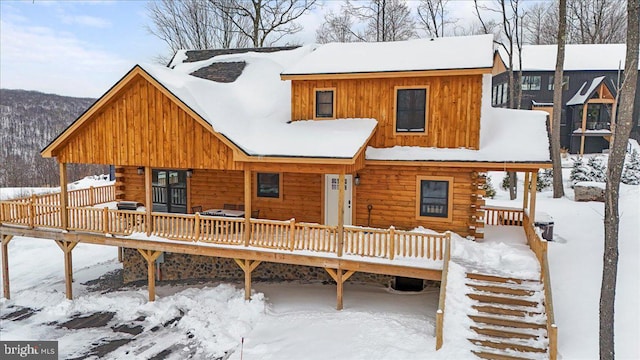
493, 44, 640, 155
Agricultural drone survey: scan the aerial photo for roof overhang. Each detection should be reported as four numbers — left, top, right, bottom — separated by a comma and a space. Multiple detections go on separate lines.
280, 67, 492, 81
366, 159, 552, 171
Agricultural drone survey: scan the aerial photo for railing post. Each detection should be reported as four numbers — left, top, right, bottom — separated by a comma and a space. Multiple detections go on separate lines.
389, 226, 395, 260
144, 166, 152, 236
89, 186, 95, 205
337, 173, 345, 257
103, 207, 109, 234
289, 218, 296, 251
194, 212, 200, 242
29, 195, 35, 228
59, 162, 68, 230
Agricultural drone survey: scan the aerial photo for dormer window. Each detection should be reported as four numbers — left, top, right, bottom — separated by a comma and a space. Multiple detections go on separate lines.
314, 88, 335, 119
395, 86, 428, 134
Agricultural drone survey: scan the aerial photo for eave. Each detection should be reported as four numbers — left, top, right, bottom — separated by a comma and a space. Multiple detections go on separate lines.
280, 67, 492, 81
366, 159, 552, 171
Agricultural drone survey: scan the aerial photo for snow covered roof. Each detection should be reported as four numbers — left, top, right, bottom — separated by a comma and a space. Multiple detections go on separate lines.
502, 44, 639, 71
282, 35, 495, 76
142, 47, 377, 158
566, 76, 607, 106
366, 75, 551, 163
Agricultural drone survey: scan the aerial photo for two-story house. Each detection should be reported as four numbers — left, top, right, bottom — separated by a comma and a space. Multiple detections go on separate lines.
493, 43, 640, 155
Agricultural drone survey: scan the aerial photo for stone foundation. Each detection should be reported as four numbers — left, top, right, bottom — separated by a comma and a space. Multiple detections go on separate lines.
122, 249, 396, 286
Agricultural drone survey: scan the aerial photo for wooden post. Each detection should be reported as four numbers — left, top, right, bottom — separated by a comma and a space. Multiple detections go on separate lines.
103, 207, 109, 234
580, 103, 588, 156
530, 171, 538, 223
2, 235, 13, 299
234, 259, 261, 300
59, 162, 68, 230
325, 268, 355, 310
144, 166, 152, 236
89, 186, 95, 205
337, 173, 345, 257
523, 172, 530, 210
389, 226, 395, 260
29, 195, 35, 228
55, 240, 77, 300
244, 169, 251, 247
138, 249, 162, 301
194, 212, 201, 241
288, 218, 296, 251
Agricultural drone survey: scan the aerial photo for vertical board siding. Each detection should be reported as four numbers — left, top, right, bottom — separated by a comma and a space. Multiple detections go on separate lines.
291, 75, 483, 149
354, 165, 476, 236
55, 74, 239, 170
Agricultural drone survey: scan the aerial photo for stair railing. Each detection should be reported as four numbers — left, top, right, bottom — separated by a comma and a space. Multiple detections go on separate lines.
435, 231, 452, 350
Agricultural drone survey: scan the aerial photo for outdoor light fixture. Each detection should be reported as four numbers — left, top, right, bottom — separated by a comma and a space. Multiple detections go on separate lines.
354, 173, 361, 186
137, 167, 144, 175
186, 169, 193, 178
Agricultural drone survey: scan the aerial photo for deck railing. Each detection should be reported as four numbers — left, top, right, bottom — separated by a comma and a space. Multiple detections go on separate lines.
435, 232, 452, 350
0, 191, 448, 262
484, 205, 557, 360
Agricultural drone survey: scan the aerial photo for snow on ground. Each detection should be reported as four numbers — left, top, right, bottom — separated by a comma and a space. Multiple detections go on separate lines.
0, 175, 112, 200
1, 171, 639, 359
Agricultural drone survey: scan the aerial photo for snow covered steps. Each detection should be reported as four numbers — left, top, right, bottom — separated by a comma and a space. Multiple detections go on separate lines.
465, 272, 549, 360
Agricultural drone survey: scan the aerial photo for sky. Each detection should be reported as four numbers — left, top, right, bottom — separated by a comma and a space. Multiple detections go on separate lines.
0, 0, 480, 98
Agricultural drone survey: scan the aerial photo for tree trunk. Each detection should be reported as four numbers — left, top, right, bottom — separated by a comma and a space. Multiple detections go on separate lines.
600, 1, 639, 359
551, 0, 567, 198
508, 172, 517, 200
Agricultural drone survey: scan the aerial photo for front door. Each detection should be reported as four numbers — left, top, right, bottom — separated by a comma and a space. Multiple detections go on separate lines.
152, 169, 187, 213
324, 174, 352, 226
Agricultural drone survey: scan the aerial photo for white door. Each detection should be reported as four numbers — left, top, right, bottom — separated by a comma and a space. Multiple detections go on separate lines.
325, 174, 352, 226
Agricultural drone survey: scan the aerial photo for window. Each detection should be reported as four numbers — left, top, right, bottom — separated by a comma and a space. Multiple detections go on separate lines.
257, 173, 280, 198
492, 85, 498, 105
395, 87, 428, 133
416, 176, 453, 221
314, 89, 335, 119
521, 76, 541, 91
501, 83, 509, 104
548, 76, 570, 91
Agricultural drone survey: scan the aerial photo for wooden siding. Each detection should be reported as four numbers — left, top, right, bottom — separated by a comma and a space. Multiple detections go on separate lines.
354, 165, 479, 236
117, 167, 322, 223
55, 74, 239, 170
290, 75, 483, 149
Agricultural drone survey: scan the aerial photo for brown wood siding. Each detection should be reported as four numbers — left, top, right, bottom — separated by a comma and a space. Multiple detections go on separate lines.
290, 75, 483, 149
55, 74, 239, 170
354, 165, 476, 236
117, 168, 321, 223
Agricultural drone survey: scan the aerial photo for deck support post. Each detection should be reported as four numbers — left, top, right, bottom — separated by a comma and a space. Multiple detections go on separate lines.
2, 235, 13, 299
144, 166, 152, 236
138, 249, 162, 301
59, 162, 68, 230
244, 169, 251, 247
234, 259, 261, 300
523, 172, 530, 210
55, 240, 77, 300
325, 268, 355, 310
337, 173, 345, 257
529, 172, 538, 223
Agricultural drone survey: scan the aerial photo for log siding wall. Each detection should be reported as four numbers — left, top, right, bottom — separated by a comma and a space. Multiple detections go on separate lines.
55, 74, 239, 170
290, 75, 483, 149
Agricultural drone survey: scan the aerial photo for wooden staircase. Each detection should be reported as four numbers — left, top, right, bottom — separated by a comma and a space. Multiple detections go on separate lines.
465, 272, 550, 360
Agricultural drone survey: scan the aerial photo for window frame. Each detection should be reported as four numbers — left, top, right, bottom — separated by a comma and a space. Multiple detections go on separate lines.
415, 176, 454, 222
256, 172, 283, 200
521, 76, 541, 91
393, 85, 429, 136
313, 88, 336, 119
548, 75, 570, 91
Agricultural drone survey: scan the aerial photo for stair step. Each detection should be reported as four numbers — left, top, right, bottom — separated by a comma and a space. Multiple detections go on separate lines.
467, 273, 538, 285
467, 278, 543, 292
472, 305, 542, 318
467, 283, 536, 296
470, 326, 541, 340
469, 338, 547, 354
472, 350, 534, 360
469, 315, 546, 329
467, 293, 538, 307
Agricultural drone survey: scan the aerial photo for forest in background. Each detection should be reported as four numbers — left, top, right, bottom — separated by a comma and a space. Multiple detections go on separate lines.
0, 89, 108, 187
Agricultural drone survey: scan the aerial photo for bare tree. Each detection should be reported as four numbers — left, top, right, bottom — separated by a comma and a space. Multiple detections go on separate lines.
474, 0, 526, 200
600, 1, 638, 358
417, 0, 457, 38
569, 0, 627, 44
316, 4, 365, 43
212, 0, 317, 47
146, 0, 248, 62
551, 0, 566, 198
523, 2, 557, 44
348, 0, 417, 42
